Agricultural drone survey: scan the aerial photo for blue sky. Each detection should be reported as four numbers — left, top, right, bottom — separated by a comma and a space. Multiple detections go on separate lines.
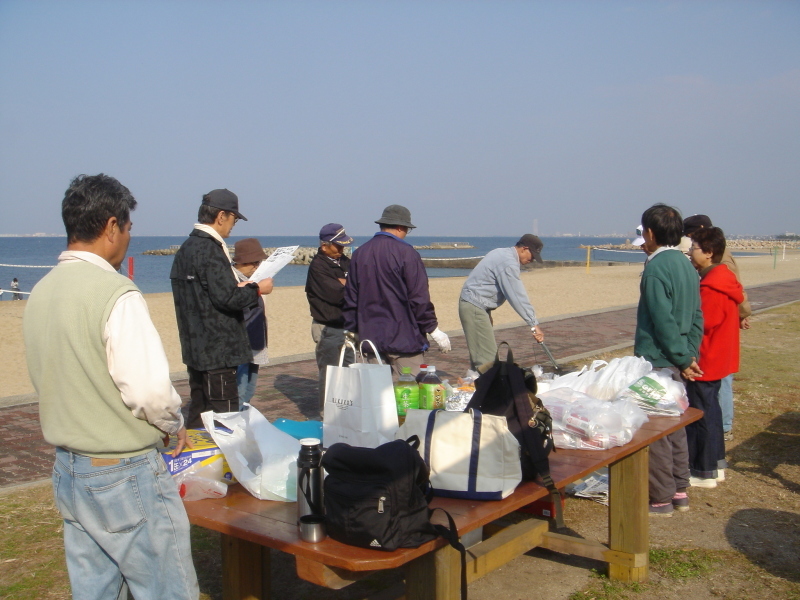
1, 1, 798, 237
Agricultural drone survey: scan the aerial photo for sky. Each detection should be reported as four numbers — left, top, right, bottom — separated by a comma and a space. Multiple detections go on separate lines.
0, 1, 798, 238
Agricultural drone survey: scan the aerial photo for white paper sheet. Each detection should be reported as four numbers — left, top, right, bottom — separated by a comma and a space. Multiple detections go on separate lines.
249, 246, 298, 282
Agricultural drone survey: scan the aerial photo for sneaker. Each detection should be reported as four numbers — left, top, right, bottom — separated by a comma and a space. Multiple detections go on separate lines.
672, 492, 690, 512
724, 430, 734, 442
689, 476, 717, 489
716, 469, 725, 482
649, 502, 674, 517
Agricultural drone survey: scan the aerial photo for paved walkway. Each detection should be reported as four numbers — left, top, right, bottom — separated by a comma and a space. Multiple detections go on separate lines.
2, 279, 798, 489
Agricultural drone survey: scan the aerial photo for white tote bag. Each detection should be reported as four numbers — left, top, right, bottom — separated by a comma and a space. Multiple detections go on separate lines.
396, 408, 522, 500
322, 340, 399, 448
202, 407, 300, 501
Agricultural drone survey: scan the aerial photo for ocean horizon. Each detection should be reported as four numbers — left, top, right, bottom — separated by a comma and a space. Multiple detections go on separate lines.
1, 234, 647, 299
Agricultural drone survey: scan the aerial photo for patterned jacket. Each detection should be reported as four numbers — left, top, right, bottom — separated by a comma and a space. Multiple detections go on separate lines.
170, 229, 260, 371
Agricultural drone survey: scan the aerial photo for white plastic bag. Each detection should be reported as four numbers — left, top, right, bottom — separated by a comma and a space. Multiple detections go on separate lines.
546, 357, 652, 400
323, 340, 399, 448
617, 369, 689, 416
202, 407, 301, 501
539, 387, 649, 450
174, 461, 228, 501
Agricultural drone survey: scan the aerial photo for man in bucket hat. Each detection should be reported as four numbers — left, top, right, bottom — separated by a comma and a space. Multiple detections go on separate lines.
343, 205, 450, 376
305, 223, 355, 408
171, 189, 273, 427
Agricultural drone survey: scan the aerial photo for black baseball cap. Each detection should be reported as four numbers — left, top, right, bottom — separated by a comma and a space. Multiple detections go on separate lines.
202, 189, 247, 221
683, 214, 712, 236
516, 234, 544, 263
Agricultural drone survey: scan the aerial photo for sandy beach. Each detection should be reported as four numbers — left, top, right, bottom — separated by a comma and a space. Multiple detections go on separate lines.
2, 252, 799, 398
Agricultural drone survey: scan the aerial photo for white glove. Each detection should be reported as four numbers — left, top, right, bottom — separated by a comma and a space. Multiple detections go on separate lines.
430, 328, 451, 353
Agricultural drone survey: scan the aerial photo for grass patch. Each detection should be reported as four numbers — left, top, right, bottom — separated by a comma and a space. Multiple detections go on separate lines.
568, 569, 644, 600
567, 547, 715, 600
0, 483, 69, 600
649, 547, 715, 579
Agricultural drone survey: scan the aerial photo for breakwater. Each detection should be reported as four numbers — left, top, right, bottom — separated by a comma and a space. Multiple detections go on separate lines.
142, 246, 629, 269
142, 246, 352, 265
413, 242, 475, 249
594, 239, 799, 251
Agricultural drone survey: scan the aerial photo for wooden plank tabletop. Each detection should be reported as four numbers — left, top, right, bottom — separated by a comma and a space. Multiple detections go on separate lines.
185, 408, 702, 572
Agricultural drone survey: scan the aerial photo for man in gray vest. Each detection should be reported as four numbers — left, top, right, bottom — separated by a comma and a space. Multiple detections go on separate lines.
23, 174, 199, 599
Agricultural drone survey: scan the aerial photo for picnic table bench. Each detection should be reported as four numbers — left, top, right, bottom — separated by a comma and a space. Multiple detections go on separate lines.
185, 408, 702, 600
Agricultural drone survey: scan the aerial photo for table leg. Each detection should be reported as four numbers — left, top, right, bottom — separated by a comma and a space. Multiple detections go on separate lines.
406, 543, 462, 600
221, 533, 271, 600
608, 445, 649, 582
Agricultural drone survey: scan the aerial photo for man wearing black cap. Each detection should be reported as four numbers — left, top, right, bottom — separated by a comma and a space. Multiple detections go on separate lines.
343, 205, 450, 376
305, 223, 356, 408
459, 234, 545, 370
171, 189, 273, 427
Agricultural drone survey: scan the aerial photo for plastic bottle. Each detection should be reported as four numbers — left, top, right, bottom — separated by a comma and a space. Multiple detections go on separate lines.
394, 367, 420, 424
297, 438, 324, 524
415, 364, 428, 383
419, 366, 445, 410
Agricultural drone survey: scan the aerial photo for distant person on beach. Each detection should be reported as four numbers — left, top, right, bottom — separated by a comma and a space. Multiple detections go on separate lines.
171, 189, 273, 428
683, 214, 751, 442
232, 238, 273, 408
634, 203, 703, 517
458, 234, 545, 371
23, 174, 198, 599
343, 204, 450, 376
11, 277, 21, 300
305, 223, 355, 408
685, 226, 743, 488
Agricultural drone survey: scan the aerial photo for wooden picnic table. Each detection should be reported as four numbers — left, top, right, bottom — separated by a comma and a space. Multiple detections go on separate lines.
185, 408, 702, 600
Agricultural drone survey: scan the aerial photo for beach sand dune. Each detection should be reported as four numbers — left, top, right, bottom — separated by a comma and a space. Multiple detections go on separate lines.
3, 253, 798, 398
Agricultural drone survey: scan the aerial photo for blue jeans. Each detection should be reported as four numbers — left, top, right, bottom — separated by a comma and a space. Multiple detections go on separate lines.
52, 448, 199, 600
718, 374, 734, 432
236, 363, 260, 409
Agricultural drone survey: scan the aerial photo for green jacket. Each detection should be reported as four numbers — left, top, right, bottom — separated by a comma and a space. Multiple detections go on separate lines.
634, 248, 703, 370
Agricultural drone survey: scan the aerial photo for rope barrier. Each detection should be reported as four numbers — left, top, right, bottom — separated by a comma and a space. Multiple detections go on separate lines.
589, 248, 644, 254
0, 289, 31, 296
0, 263, 56, 268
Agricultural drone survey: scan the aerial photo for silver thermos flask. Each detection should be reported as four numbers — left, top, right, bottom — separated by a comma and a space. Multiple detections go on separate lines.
297, 438, 324, 524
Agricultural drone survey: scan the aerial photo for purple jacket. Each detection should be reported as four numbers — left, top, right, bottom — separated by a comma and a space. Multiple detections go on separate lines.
343, 232, 438, 355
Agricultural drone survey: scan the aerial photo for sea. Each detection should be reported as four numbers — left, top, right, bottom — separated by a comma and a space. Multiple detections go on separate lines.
0, 235, 647, 299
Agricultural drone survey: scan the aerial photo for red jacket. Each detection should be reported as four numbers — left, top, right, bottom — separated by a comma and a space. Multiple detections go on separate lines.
697, 264, 744, 381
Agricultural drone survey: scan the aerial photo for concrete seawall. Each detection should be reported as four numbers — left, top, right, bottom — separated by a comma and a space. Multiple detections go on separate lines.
143, 246, 632, 269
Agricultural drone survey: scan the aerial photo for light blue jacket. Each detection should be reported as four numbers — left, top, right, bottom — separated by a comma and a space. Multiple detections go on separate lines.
459, 247, 538, 327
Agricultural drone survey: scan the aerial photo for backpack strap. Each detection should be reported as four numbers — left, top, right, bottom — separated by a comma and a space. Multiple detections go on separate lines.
430, 508, 467, 600
507, 358, 566, 529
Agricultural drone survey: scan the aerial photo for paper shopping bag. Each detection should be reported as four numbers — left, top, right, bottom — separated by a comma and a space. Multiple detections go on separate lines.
202, 406, 300, 501
323, 340, 399, 448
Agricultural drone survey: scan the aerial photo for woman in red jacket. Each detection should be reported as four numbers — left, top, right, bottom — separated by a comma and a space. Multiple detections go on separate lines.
687, 227, 744, 488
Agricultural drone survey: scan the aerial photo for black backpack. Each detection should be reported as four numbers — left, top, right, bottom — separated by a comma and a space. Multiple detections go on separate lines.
322, 437, 467, 599
466, 342, 563, 527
